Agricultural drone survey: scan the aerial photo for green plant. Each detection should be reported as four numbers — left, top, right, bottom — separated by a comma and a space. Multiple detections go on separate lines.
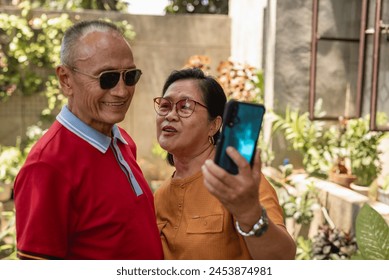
311, 225, 358, 260
344, 115, 388, 186
0, 141, 24, 185
295, 236, 313, 260
273, 102, 389, 183
0, 209, 16, 260
0, 124, 47, 259
1, 3, 136, 119
0, 5, 73, 104
282, 182, 319, 225
354, 204, 389, 259
26, 0, 129, 11
272, 99, 338, 178
165, 0, 229, 14
278, 159, 294, 181
0, 124, 47, 186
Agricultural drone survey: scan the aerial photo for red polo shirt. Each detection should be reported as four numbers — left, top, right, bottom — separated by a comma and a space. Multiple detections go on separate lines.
14, 106, 163, 260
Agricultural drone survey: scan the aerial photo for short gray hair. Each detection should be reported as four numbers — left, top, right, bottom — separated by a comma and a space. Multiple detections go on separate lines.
60, 20, 124, 65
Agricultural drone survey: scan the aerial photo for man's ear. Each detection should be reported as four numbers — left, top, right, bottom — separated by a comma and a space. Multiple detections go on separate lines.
56, 65, 72, 97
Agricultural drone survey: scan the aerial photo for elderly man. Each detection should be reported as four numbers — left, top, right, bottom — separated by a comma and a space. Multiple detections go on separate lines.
14, 20, 163, 260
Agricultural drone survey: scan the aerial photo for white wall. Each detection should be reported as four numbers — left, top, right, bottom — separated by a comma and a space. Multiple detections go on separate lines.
229, 0, 267, 68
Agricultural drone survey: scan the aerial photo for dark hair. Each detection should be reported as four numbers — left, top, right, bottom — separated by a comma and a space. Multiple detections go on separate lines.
161, 68, 227, 166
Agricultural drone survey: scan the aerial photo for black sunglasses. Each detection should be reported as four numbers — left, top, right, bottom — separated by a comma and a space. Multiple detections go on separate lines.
66, 65, 142, 89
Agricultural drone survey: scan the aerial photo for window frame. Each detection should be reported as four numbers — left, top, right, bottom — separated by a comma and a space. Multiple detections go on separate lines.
309, 0, 388, 131
309, 0, 364, 121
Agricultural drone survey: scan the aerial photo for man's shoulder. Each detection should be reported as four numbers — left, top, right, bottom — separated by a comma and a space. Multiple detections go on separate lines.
26, 121, 81, 161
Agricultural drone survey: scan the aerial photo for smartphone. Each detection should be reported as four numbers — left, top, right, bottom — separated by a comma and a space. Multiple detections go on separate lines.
214, 100, 266, 174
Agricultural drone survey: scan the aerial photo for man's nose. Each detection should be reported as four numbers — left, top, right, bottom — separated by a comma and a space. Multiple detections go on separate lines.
111, 74, 130, 96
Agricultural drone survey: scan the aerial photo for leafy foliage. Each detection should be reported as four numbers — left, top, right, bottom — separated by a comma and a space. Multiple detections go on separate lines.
0, 124, 47, 260
355, 204, 389, 259
165, 0, 228, 14
4, 0, 129, 12
312, 225, 358, 260
343, 115, 388, 186
0, 2, 136, 119
0, 4, 73, 106
0, 124, 47, 185
0, 210, 16, 260
295, 236, 312, 260
0, 142, 24, 185
272, 100, 388, 182
272, 100, 338, 178
282, 182, 319, 225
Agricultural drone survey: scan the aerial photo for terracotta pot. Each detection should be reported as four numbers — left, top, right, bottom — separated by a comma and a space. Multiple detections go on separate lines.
328, 172, 356, 188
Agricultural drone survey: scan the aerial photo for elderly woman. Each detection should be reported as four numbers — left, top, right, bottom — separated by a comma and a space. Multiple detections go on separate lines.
153, 68, 296, 260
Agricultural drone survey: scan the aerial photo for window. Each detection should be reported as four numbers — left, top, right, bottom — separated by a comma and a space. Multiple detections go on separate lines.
309, 0, 389, 131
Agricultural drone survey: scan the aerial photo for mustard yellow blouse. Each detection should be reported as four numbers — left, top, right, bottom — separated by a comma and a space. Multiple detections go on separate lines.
154, 171, 285, 260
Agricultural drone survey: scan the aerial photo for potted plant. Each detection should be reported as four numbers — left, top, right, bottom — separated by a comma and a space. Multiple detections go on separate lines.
281, 182, 319, 239
272, 99, 337, 179
327, 117, 356, 188
342, 115, 388, 195
328, 156, 357, 188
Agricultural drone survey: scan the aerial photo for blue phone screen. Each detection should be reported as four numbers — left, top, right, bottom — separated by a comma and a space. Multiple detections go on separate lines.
216, 101, 265, 174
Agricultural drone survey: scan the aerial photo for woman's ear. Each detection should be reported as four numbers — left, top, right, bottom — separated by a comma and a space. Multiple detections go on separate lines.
56, 65, 73, 97
210, 115, 223, 136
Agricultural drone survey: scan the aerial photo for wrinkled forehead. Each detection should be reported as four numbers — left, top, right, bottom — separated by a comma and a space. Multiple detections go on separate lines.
75, 31, 131, 62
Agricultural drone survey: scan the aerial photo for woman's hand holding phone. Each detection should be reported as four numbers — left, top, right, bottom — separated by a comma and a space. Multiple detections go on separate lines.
202, 146, 263, 226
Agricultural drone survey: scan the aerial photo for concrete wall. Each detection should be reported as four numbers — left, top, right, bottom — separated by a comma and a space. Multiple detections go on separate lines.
269, 0, 313, 168
273, 0, 312, 113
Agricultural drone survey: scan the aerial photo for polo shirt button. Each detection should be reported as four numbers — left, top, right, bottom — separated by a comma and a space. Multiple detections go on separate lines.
203, 221, 207, 225
174, 226, 178, 229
